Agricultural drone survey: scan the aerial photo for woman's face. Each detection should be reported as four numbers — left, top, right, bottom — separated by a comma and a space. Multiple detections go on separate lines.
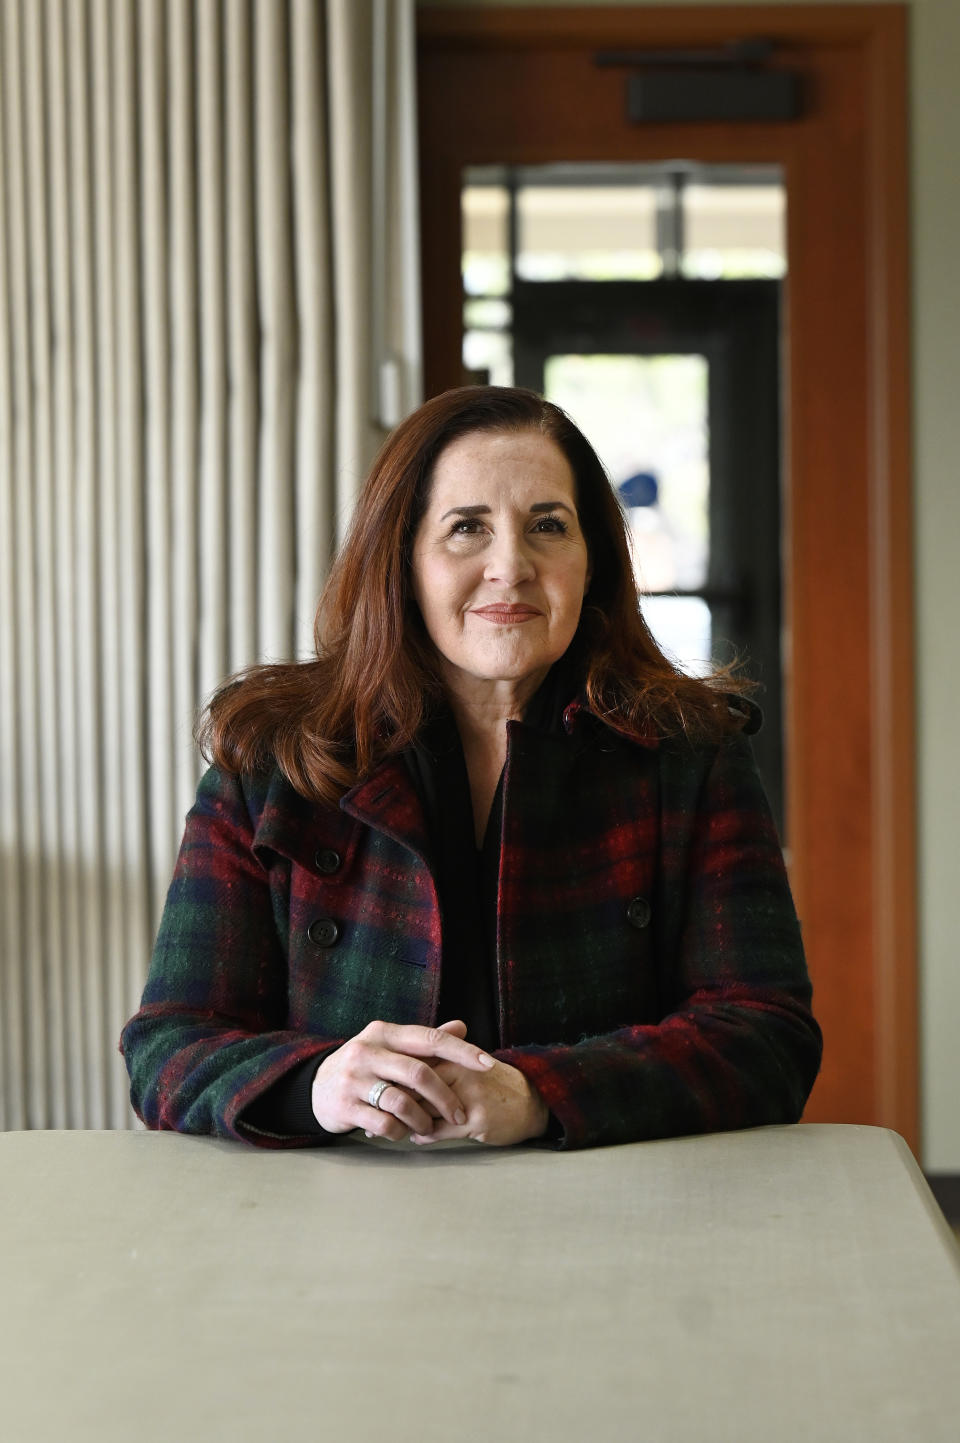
411, 428, 591, 700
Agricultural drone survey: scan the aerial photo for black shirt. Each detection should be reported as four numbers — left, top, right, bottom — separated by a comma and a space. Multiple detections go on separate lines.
403, 710, 503, 1055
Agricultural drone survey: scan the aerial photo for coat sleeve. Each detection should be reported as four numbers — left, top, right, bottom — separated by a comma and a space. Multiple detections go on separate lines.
119, 767, 340, 1147
496, 734, 823, 1149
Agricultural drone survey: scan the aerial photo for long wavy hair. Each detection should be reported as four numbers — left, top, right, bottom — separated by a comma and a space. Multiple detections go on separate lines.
199, 386, 744, 803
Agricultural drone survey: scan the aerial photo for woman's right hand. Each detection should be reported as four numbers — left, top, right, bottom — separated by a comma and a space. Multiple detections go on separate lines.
310, 1019, 495, 1141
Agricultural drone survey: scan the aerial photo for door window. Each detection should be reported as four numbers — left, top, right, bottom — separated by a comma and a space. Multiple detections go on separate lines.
544, 352, 712, 673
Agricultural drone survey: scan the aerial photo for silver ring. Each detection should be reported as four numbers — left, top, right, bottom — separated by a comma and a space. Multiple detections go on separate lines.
367, 1079, 390, 1110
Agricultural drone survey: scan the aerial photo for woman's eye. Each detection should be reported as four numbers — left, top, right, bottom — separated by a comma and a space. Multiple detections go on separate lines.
446, 514, 569, 539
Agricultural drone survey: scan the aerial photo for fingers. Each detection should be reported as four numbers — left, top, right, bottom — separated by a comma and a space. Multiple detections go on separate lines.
361, 1088, 425, 1143
410, 1119, 471, 1145
362, 1019, 494, 1073
313, 1064, 435, 1139
410, 1060, 549, 1148
367, 1051, 468, 1129
372, 1089, 432, 1137
311, 1021, 495, 1140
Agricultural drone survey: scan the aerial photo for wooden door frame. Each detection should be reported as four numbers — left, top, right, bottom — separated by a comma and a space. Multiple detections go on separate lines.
417, 5, 916, 1150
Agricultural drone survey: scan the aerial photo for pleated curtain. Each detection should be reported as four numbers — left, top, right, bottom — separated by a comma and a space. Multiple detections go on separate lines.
0, 0, 422, 1130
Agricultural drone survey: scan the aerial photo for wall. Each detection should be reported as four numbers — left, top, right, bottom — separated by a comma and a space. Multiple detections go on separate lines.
0, 0, 421, 1131
422, 0, 960, 1170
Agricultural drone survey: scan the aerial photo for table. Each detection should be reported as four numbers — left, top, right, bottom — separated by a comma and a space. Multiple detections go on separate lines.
2, 1124, 959, 1442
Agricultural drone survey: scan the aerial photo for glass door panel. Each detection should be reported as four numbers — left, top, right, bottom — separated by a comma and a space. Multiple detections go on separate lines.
544, 352, 711, 673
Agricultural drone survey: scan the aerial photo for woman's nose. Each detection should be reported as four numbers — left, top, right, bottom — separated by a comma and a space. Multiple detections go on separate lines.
483, 530, 536, 584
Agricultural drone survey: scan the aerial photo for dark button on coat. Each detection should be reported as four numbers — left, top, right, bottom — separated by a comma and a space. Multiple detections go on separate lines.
307, 918, 340, 948
626, 896, 652, 930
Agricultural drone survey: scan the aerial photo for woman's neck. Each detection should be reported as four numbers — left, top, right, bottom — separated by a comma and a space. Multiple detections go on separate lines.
442, 667, 547, 742
443, 674, 546, 846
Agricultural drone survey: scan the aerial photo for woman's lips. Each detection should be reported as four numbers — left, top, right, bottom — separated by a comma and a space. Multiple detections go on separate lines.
470, 604, 542, 625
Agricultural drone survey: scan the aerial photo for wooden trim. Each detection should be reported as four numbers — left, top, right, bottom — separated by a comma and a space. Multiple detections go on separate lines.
417, 4, 917, 1151
863, 8, 917, 1144
418, 4, 907, 48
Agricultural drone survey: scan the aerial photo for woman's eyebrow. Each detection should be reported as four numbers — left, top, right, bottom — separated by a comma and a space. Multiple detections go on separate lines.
438, 503, 490, 521
437, 499, 575, 522
530, 500, 575, 515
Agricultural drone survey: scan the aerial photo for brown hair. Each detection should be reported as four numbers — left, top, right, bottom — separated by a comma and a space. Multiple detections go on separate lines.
199, 386, 745, 803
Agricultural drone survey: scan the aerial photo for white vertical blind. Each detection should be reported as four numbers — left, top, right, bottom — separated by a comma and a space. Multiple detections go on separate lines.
90, 0, 127, 1129
168, 0, 201, 824
5, 0, 46, 1129
292, 0, 334, 656
0, 0, 26, 1129
25, 0, 66, 1128
254, 0, 297, 663
68, 0, 110, 1130
197, 0, 229, 710
225, 0, 259, 677
140, 0, 177, 921
0, 0, 422, 1131
47, 0, 83, 1127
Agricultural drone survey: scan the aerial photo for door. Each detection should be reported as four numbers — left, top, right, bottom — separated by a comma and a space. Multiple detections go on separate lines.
513, 276, 784, 829
418, 5, 915, 1145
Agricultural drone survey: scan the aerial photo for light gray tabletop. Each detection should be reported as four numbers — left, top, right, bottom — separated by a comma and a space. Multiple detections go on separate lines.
2, 1124, 960, 1442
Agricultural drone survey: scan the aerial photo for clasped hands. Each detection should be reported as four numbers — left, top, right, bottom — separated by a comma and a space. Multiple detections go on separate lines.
310, 1018, 549, 1146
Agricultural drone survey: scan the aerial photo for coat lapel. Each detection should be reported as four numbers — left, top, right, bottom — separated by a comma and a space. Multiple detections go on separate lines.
340, 756, 432, 864
249, 756, 433, 871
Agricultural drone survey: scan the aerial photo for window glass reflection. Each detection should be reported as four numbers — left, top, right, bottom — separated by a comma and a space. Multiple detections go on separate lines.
544, 352, 709, 592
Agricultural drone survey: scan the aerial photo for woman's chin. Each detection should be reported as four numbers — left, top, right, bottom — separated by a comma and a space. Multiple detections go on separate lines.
438, 651, 556, 698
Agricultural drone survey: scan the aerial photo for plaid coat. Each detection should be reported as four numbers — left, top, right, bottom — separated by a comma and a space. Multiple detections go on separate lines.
120, 703, 822, 1148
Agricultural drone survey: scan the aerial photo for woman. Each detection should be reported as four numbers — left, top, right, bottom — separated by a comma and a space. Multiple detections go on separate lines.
121, 386, 821, 1149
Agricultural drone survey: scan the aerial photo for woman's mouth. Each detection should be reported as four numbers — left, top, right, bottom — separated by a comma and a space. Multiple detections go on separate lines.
470, 604, 542, 625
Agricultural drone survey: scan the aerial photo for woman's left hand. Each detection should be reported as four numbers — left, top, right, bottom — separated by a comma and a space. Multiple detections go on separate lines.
410, 1058, 549, 1146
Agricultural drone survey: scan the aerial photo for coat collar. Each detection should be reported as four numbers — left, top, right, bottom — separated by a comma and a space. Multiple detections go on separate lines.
248, 767, 351, 871
340, 755, 432, 863
559, 696, 661, 749
249, 757, 434, 870
249, 693, 663, 870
